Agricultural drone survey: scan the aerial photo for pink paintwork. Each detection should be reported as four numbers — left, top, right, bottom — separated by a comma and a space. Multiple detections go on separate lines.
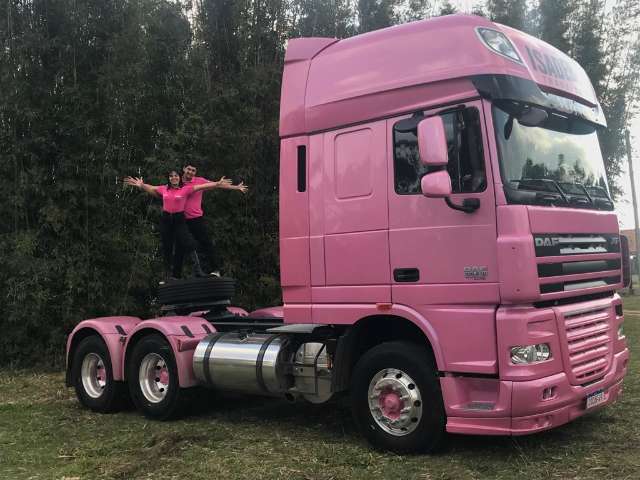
418, 116, 448, 167
66, 316, 142, 381
280, 15, 600, 138
276, 13, 628, 438
123, 317, 216, 388
67, 315, 216, 388
379, 389, 403, 420
420, 170, 452, 198
249, 306, 284, 318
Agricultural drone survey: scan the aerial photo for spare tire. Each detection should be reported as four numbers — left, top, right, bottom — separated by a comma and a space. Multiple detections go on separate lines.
158, 276, 236, 305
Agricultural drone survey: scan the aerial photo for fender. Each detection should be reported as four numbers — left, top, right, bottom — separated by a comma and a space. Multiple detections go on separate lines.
312, 303, 445, 369
387, 304, 445, 368
123, 317, 216, 388
66, 316, 142, 384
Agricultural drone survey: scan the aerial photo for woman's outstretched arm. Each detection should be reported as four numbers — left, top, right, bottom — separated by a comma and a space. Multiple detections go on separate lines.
124, 176, 161, 198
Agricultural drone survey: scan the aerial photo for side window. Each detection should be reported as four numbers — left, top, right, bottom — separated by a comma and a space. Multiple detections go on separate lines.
393, 107, 486, 194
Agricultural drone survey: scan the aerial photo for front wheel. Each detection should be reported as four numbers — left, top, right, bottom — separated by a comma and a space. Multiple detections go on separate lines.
351, 341, 446, 453
127, 334, 185, 420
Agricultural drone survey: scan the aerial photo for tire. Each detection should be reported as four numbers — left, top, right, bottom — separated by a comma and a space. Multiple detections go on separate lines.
71, 336, 126, 413
158, 276, 235, 305
351, 341, 446, 453
127, 334, 186, 420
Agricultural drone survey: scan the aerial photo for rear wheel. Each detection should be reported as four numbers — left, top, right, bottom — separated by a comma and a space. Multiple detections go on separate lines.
351, 341, 446, 453
71, 336, 126, 413
127, 334, 185, 420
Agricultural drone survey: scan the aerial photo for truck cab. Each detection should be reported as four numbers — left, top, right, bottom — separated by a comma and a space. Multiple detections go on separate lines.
66, 14, 629, 453
278, 14, 628, 442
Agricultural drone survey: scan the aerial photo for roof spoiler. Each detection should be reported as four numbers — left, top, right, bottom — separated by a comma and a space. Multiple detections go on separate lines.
284, 37, 339, 63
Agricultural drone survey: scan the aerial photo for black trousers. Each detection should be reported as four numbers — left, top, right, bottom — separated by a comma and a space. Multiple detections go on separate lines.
173, 216, 218, 276
159, 212, 196, 276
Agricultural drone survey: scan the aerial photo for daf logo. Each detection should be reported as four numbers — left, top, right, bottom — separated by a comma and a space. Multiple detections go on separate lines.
535, 237, 560, 247
464, 266, 488, 281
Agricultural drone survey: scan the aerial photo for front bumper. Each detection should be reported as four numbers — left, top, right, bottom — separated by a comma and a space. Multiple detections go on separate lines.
444, 346, 629, 436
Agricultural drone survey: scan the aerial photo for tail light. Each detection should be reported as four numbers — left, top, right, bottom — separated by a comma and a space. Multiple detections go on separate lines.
620, 235, 631, 288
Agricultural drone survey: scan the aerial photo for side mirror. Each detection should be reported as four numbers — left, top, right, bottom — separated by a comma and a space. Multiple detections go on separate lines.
418, 116, 448, 167
421, 170, 452, 198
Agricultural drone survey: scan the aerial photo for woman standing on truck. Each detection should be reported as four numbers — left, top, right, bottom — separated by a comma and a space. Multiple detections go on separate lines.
124, 171, 231, 281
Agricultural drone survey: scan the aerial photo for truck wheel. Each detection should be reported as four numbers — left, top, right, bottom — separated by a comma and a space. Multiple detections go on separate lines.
71, 335, 126, 413
127, 334, 185, 420
351, 341, 446, 453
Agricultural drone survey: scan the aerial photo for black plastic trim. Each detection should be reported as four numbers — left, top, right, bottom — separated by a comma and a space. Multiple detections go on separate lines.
471, 74, 606, 126
540, 276, 620, 294
297, 146, 306, 192
537, 259, 620, 277
394, 268, 420, 282
534, 291, 613, 308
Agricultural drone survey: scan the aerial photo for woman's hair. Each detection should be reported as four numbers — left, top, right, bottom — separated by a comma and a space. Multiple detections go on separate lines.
166, 169, 184, 188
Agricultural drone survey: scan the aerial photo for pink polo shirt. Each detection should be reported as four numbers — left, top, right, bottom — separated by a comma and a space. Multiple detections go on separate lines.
157, 184, 195, 213
182, 176, 210, 219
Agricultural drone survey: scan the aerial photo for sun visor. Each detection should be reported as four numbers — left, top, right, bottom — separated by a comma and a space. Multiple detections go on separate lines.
472, 74, 607, 127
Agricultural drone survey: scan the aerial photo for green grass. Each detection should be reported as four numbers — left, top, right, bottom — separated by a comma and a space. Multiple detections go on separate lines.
1, 299, 639, 480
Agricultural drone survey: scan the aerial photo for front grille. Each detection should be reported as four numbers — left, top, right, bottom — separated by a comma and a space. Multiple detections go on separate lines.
534, 234, 622, 299
534, 234, 620, 257
557, 306, 613, 385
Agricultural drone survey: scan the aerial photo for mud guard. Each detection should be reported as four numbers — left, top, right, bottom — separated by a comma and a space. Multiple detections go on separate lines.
123, 317, 216, 388
65, 316, 142, 386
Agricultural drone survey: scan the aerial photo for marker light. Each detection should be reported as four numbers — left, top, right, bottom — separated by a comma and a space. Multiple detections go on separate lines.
476, 27, 523, 64
510, 344, 551, 364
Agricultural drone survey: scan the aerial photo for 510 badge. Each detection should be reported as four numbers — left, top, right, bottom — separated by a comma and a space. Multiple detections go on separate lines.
464, 266, 488, 281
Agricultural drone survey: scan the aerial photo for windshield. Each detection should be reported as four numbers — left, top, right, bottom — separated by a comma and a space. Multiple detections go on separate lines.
493, 104, 613, 210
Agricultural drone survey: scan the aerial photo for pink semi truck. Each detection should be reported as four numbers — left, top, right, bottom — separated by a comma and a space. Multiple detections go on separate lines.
66, 15, 630, 453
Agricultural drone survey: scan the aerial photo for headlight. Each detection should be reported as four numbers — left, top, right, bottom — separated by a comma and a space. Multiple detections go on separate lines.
510, 344, 551, 364
476, 27, 523, 64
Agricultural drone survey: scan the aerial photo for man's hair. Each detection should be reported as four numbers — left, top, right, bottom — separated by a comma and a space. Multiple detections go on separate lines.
183, 163, 197, 170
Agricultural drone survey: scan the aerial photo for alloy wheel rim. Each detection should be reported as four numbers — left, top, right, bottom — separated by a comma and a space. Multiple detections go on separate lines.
81, 353, 107, 399
367, 368, 423, 436
139, 353, 170, 403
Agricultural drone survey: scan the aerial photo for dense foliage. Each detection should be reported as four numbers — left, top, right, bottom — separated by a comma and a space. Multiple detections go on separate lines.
1, 0, 639, 365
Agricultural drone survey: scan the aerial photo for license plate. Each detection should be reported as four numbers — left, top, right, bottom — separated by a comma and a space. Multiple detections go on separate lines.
585, 389, 606, 409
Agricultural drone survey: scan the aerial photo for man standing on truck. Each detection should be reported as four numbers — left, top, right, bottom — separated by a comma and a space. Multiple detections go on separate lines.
174, 163, 248, 277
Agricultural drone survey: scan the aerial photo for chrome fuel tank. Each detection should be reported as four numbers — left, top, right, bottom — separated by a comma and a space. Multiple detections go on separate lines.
193, 332, 291, 395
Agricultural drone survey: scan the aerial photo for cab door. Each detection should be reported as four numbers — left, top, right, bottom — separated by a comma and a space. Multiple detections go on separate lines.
388, 100, 499, 304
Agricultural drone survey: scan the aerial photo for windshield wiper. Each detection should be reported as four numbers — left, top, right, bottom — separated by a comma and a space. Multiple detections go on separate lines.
509, 179, 613, 210
511, 179, 569, 205
558, 182, 594, 206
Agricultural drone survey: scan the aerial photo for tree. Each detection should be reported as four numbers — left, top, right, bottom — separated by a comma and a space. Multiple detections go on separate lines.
538, 0, 577, 54
486, 0, 527, 31
358, 0, 398, 33
291, 0, 355, 38
439, 1, 457, 16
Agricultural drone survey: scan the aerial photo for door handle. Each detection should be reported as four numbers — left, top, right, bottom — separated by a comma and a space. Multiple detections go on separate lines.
394, 268, 420, 282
